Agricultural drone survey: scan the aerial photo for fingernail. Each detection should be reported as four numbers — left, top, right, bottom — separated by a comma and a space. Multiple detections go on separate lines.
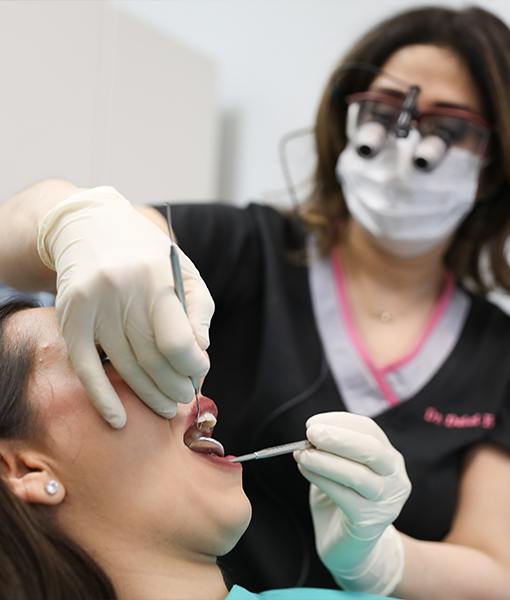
197, 332, 210, 350
179, 390, 195, 404
109, 414, 127, 429
159, 409, 177, 419
160, 412, 176, 419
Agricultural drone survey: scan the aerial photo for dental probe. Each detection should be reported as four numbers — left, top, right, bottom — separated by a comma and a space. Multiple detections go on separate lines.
165, 204, 201, 420
229, 440, 313, 463
164, 205, 225, 457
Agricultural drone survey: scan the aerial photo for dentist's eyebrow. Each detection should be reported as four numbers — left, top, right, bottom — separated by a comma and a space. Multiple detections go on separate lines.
369, 86, 406, 99
431, 100, 481, 114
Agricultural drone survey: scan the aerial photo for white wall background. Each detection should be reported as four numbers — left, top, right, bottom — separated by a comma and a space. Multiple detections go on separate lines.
0, 0, 218, 204
113, 0, 510, 207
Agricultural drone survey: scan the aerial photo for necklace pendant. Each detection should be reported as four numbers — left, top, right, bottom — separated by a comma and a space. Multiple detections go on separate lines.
379, 310, 393, 323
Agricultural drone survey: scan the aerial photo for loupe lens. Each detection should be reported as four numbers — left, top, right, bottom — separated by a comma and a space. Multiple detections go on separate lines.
349, 99, 400, 158
413, 131, 450, 171
418, 113, 489, 158
355, 121, 387, 157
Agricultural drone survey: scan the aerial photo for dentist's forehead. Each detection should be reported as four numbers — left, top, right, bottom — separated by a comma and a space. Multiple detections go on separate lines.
371, 44, 484, 115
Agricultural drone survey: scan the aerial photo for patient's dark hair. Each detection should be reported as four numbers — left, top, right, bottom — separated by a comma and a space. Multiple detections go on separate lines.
0, 300, 117, 599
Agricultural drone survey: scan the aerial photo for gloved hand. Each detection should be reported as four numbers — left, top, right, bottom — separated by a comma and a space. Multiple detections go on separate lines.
37, 186, 214, 428
294, 412, 411, 595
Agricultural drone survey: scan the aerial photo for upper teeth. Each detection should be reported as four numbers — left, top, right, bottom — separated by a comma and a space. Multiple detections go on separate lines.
196, 411, 217, 430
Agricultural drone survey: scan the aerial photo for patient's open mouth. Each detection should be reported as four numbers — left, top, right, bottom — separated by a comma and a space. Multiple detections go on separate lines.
183, 398, 225, 457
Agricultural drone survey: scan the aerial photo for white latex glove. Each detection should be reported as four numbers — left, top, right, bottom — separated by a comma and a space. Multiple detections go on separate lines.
294, 412, 411, 595
37, 186, 214, 428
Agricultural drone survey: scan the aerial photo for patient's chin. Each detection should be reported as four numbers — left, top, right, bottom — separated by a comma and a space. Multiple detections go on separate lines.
219, 496, 252, 556
195, 490, 252, 557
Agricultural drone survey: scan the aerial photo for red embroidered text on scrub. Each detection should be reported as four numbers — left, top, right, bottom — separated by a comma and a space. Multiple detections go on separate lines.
424, 406, 495, 429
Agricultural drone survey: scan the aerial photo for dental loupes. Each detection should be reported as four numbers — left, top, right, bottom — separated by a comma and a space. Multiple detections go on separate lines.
229, 440, 313, 463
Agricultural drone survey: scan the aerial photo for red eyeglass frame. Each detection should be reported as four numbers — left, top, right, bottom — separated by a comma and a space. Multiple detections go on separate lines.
346, 90, 491, 132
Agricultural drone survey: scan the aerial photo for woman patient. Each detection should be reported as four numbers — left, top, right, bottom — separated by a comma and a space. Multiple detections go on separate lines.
0, 301, 394, 600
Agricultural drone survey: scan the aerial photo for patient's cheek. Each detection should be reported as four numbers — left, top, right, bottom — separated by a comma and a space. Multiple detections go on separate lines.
29, 366, 101, 451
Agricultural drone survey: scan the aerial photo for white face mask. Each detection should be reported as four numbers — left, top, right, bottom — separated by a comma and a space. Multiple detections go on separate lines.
336, 108, 482, 257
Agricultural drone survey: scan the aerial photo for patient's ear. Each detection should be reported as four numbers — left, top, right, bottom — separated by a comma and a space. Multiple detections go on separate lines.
0, 448, 65, 506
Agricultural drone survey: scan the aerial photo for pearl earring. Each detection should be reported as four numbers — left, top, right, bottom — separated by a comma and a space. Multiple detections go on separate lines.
45, 480, 59, 496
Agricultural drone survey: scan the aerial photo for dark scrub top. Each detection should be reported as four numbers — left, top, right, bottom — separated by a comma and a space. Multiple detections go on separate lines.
226, 585, 396, 599
158, 203, 510, 592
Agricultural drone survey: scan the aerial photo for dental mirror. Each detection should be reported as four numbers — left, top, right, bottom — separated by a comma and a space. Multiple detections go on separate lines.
188, 436, 225, 456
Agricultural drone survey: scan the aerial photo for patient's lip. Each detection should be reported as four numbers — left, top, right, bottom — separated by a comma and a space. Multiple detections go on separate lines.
200, 453, 242, 469
184, 395, 218, 432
